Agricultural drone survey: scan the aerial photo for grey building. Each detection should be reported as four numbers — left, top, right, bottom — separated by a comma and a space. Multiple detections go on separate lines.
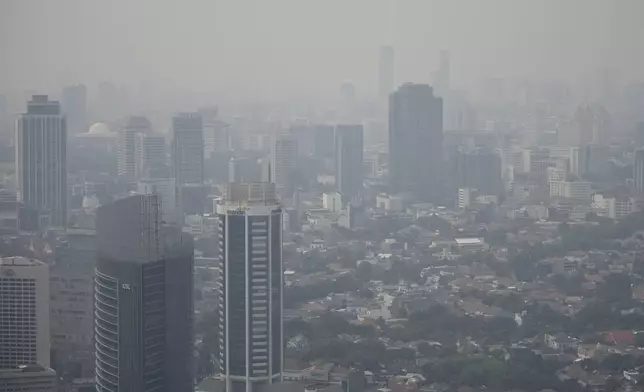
216, 183, 283, 392
117, 116, 153, 180
135, 133, 166, 179
15, 95, 67, 227
334, 125, 363, 204
172, 113, 204, 215
389, 83, 443, 203
61, 84, 87, 135
0, 257, 50, 369
50, 230, 96, 378
95, 194, 194, 392
0, 365, 57, 392
635, 149, 644, 194
271, 136, 298, 195
454, 149, 503, 197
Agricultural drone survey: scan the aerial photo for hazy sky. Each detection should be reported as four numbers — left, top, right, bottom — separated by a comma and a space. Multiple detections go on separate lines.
1, 0, 643, 101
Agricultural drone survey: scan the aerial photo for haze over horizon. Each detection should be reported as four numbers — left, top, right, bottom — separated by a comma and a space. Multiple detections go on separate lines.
1, 0, 644, 102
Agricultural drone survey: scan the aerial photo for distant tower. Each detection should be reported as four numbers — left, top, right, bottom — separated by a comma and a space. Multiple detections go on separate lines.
135, 133, 166, 179
95, 194, 194, 392
61, 84, 88, 135
0, 257, 50, 368
389, 84, 443, 202
61, 84, 87, 135
172, 112, 204, 215
378, 46, 395, 103
15, 95, 67, 227
271, 135, 298, 195
634, 149, 644, 194
334, 125, 364, 203
118, 116, 152, 180
216, 183, 283, 392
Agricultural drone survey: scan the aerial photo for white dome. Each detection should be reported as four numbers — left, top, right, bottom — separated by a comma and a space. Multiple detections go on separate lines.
88, 122, 112, 135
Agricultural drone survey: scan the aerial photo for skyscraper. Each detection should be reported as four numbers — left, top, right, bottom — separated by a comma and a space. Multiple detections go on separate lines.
271, 135, 298, 195
454, 149, 503, 197
172, 113, 204, 215
15, 95, 67, 227
135, 133, 166, 179
216, 183, 283, 392
50, 230, 96, 378
634, 149, 644, 194
389, 84, 444, 202
95, 194, 194, 392
118, 116, 152, 180
0, 257, 50, 369
61, 84, 87, 135
334, 125, 364, 203
378, 46, 394, 104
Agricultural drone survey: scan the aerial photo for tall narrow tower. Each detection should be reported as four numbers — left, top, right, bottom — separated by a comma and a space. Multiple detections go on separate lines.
216, 183, 283, 392
15, 95, 67, 227
95, 194, 194, 392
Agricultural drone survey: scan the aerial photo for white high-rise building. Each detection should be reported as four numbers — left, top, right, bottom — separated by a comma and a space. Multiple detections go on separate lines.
118, 116, 152, 179
271, 135, 298, 194
15, 95, 67, 227
135, 133, 166, 178
0, 257, 50, 368
216, 183, 283, 392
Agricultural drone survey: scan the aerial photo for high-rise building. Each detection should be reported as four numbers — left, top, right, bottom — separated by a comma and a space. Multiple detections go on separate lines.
334, 125, 364, 203
95, 194, 194, 392
313, 125, 335, 159
50, 230, 96, 378
378, 46, 394, 103
138, 177, 177, 223
0, 257, 50, 369
15, 95, 67, 227
118, 116, 152, 180
454, 149, 503, 197
634, 149, 644, 194
135, 133, 166, 179
216, 183, 283, 392
271, 135, 298, 194
61, 84, 87, 135
389, 84, 444, 202
172, 113, 204, 215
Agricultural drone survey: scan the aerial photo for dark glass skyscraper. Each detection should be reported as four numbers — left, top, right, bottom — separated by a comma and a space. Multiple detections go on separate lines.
334, 125, 364, 204
94, 194, 194, 392
15, 95, 67, 227
389, 83, 443, 202
216, 183, 283, 392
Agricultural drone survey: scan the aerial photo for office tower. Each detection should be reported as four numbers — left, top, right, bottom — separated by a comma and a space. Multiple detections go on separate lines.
216, 183, 283, 392
135, 133, 166, 179
172, 113, 204, 215
138, 177, 177, 223
271, 135, 298, 194
635, 149, 644, 194
389, 84, 444, 202
454, 149, 503, 196
0, 365, 57, 392
15, 95, 67, 227
200, 106, 230, 158
61, 84, 87, 135
118, 116, 152, 180
574, 104, 611, 146
50, 230, 96, 378
0, 257, 50, 369
313, 125, 335, 159
334, 125, 364, 203
95, 194, 194, 392
378, 46, 394, 103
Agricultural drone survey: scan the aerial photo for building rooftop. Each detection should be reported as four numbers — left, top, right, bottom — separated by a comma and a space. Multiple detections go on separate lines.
0, 256, 46, 267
